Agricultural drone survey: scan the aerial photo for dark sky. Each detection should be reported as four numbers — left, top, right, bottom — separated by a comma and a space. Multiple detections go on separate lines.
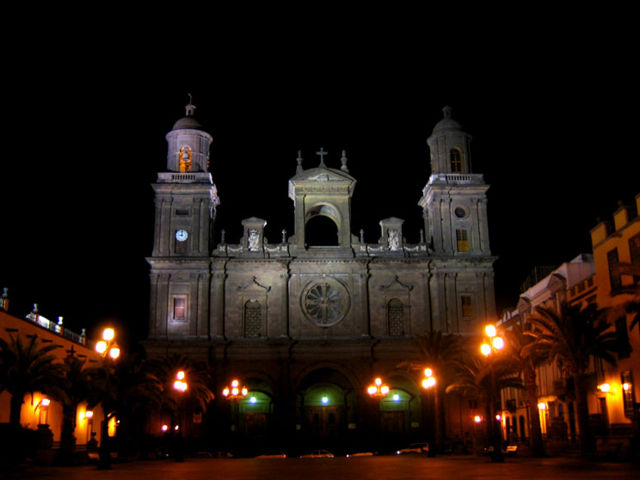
1, 19, 637, 347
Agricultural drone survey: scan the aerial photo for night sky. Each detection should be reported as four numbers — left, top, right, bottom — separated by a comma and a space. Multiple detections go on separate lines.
1, 20, 637, 347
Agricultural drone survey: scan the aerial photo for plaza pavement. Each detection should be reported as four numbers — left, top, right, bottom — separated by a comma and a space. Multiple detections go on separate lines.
4, 455, 639, 480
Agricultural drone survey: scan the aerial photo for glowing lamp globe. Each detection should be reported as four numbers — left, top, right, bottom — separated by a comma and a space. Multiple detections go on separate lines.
102, 328, 115, 341
485, 325, 497, 338
96, 340, 107, 354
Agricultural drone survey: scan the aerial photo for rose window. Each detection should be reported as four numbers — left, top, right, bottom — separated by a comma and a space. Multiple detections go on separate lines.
301, 278, 350, 327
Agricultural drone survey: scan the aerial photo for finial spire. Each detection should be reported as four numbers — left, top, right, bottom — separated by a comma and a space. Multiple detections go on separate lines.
296, 150, 304, 174
316, 147, 328, 167
185, 93, 196, 117
340, 149, 349, 173
442, 105, 453, 119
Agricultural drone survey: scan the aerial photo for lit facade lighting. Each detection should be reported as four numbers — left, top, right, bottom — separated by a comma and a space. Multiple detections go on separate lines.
367, 377, 390, 398
474, 415, 482, 423
598, 383, 610, 393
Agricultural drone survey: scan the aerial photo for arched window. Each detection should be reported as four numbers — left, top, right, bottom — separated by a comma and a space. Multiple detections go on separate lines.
179, 147, 192, 172
450, 148, 462, 173
305, 215, 339, 246
244, 300, 262, 337
388, 298, 404, 336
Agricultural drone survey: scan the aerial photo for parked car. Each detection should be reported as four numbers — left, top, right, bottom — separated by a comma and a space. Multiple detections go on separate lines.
300, 449, 334, 458
346, 451, 374, 458
396, 443, 429, 455
255, 450, 287, 459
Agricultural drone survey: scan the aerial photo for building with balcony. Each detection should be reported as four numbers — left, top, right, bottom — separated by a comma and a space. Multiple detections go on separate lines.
0, 301, 107, 457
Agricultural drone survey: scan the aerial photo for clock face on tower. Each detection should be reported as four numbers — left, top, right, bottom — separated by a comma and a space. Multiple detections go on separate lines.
175, 229, 189, 242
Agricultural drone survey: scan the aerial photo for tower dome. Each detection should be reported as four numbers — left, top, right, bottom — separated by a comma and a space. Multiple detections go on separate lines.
427, 106, 472, 174
430, 105, 463, 134
165, 98, 213, 173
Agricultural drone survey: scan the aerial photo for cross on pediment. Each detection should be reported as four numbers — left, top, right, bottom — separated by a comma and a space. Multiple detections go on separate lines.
316, 147, 328, 167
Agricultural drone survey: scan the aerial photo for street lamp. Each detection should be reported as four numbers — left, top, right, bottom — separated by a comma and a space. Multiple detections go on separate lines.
171, 370, 188, 462
95, 327, 120, 360
36, 397, 50, 425
421, 368, 439, 455
222, 379, 248, 400
480, 324, 505, 463
367, 377, 390, 398
95, 327, 120, 470
222, 379, 248, 436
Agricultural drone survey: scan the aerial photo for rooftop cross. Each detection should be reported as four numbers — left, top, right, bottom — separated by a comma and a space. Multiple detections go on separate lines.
185, 93, 196, 117
316, 147, 328, 167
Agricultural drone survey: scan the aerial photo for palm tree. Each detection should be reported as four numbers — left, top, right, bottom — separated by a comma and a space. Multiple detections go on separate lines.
401, 331, 463, 453
527, 302, 620, 457
446, 352, 523, 454
0, 335, 65, 427
88, 352, 162, 464
503, 323, 546, 456
55, 354, 94, 465
148, 354, 215, 425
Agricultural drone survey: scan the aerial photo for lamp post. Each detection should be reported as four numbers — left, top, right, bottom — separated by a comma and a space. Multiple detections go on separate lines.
222, 379, 248, 441
172, 370, 188, 462
95, 327, 120, 470
367, 377, 390, 450
36, 397, 50, 425
421, 368, 439, 455
480, 324, 505, 463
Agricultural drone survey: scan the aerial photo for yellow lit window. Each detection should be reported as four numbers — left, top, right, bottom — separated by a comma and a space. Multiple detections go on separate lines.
461, 295, 473, 318
456, 229, 469, 252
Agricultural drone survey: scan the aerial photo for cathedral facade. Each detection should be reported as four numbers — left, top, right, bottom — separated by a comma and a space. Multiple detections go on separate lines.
145, 104, 496, 451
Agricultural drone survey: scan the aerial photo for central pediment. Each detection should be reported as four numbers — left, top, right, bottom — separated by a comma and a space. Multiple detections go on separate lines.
290, 167, 355, 184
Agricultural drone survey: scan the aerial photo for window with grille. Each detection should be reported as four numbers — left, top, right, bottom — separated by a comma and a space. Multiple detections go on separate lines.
173, 296, 186, 322
456, 229, 469, 252
388, 299, 404, 336
621, 371, 636, 418
450, 149, 462, 173
244, 300, 262, 338
461, 295, 473, 318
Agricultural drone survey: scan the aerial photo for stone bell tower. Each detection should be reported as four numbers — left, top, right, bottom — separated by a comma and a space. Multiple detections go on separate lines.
147, 99, 220, 339
419, 106, 496, 330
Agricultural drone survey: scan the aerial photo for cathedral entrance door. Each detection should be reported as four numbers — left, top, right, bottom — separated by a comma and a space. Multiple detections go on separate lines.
381, 411, 405, 434
307, 406, 340, 437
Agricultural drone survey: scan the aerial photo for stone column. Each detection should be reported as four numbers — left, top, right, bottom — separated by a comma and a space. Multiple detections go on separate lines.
210, 262, 227, 340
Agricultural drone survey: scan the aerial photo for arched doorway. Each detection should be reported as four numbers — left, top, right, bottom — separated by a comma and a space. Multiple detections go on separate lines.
296, 367, 357, 448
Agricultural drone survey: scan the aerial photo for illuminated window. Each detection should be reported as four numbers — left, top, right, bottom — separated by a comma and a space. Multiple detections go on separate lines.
621, 371, 635, 418
607, 248, 621, 290
173, 296, 186, 321
456, 229, 469, 252
450, 149, 462, 173
461, 295, 473, 318
387, 298, 404, 336
179, 147, 192, 173
244, 300, 262, 338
